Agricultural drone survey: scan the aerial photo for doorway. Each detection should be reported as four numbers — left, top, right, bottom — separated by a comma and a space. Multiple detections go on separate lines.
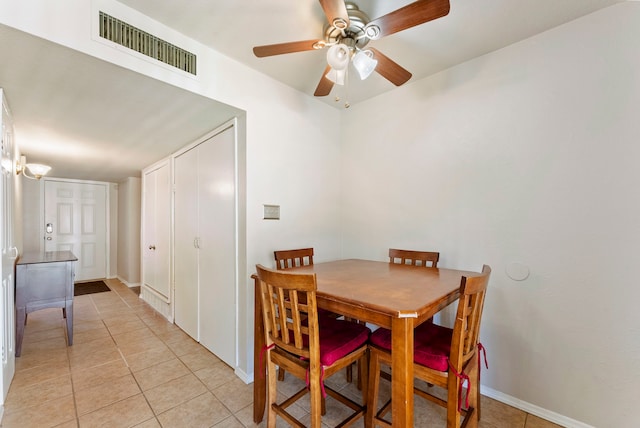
43, 179, 108, 282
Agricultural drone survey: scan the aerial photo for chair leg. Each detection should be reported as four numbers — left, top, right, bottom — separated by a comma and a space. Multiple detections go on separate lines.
346, 363, 353, 383
345, 318, 366, 387
476, 367, 482, 421
446, 368, 462, 428
360, 349, 369, 405
266, 359, 278, 428
467, 361, 480, 427
309, 366, 323, 428
366, 348, 381, 428
278, 367, 285, 381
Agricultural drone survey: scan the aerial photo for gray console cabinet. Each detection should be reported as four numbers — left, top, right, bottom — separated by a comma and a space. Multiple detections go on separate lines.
15, 251, 77, 356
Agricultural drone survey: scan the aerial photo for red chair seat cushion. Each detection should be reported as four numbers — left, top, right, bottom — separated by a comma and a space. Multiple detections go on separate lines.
318, 318, 370, 366
369, 321, 453, 371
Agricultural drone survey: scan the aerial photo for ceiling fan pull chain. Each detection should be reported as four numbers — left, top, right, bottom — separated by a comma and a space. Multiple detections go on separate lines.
344, 67, 351, 109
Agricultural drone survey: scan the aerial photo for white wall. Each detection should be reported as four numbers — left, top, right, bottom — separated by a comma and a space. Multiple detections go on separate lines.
117, 177, 141, 286
9, 1, 634, 425
108, 182, 118, 278
340, 3, 640, 427
0, 0, 342, 381
19, 179, 41, 252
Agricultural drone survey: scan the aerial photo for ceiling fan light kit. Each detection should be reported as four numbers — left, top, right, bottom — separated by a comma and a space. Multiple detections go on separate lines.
252, 0, 450, 99
326, 44, 350, 71
352, 50, 377, 80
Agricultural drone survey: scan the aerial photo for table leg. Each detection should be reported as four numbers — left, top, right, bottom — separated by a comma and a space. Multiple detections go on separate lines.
253, 276, 266, 423
391, 317, 414, 427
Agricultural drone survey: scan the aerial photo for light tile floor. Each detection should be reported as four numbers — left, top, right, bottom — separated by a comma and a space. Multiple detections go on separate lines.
1, 279, 562, 428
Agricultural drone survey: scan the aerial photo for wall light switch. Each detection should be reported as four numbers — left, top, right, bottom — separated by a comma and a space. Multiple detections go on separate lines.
263, 204, 280, 220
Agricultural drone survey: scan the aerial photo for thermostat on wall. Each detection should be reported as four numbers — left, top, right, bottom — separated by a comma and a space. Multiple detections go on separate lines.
263, 204, 280, 220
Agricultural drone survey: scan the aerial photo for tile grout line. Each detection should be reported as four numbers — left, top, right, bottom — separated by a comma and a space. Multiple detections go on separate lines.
98, 290, 167, 426
94, 286, 242, 425
66, 335, 81, 427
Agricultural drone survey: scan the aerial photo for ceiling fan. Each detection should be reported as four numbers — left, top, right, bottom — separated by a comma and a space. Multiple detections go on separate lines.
253, 0, 450, 98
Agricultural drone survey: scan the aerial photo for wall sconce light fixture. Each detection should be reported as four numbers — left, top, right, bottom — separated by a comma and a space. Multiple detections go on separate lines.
16, 155, 51, 180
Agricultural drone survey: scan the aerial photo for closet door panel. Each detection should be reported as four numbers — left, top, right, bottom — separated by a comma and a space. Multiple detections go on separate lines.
154, 164, 171, 299
198, 127, 236, 367
142, 169, 157, 292
173, 148, 199, 340
142, 161, 171, 301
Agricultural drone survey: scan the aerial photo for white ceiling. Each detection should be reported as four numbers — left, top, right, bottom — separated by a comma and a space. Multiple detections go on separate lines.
118, 0, 623, 106
0, 0, 624, 182
0, 25, 241, 183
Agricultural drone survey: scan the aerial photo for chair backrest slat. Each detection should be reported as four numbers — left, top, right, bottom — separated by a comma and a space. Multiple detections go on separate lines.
389, 248, 440, 268
274, 248, 314, 270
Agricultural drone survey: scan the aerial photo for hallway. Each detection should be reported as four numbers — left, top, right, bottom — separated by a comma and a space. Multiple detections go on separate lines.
2, 279, 253, 427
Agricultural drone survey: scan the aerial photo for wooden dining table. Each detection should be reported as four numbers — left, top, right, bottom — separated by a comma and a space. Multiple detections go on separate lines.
252, 258, 477, 427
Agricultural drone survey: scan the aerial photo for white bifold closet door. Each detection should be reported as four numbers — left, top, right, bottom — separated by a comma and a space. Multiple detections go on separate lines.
142, 160, 171, 300
173, 126, 236, 368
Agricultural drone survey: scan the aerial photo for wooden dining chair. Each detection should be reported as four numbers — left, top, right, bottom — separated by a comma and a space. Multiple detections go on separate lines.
255, 264, 370, 428
389, 248, 440, 325
274, 247, 359, 380
274, 248, 324, 380
367, 265, 491, 428
388, 248, 440, 267
274, 247, 314, 270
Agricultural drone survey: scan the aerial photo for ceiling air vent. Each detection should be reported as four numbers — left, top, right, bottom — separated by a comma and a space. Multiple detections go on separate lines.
99, 11, 196, 75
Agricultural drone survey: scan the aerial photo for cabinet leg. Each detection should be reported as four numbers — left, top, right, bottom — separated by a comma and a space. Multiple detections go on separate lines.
16, 307, 26, 357
65, 301, 73, 346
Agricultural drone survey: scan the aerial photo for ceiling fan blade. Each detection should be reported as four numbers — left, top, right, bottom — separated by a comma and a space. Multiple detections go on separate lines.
369, 48, 412, 86
253, 40, 322, 58
367, 0, 450, 38
319, 0, 350, 28
314, 65, 335, 96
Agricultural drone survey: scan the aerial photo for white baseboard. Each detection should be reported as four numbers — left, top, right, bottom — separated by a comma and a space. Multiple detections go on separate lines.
115, 276, 141, 288
139, 286, 172, 322
481, 386, 593, 428
235, 367, 252, 385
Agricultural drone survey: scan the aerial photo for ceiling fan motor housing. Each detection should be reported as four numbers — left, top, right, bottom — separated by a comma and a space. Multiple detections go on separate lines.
324, 3, 373, 51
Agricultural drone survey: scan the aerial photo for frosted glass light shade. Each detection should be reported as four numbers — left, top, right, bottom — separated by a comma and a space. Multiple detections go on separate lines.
326, 44, 350, 71
326, 68, 346, 85
353, 50, 377, 80
25, 163, 51, 178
